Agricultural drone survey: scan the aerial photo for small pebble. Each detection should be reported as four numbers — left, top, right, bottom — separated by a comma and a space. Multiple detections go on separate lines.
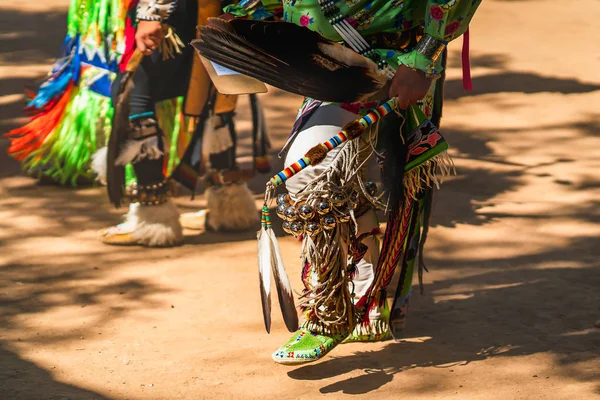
533, 375, 538, 378
148, 384, 154, 387
594, 319, 600, 328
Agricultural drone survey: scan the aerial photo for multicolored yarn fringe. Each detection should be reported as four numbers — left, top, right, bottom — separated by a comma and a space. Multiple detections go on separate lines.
270, 99, 395, 187
4, 0, 194, 186
4, 0, 134, 185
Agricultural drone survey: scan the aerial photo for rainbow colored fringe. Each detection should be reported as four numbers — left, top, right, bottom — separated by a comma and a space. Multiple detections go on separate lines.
4, 0, 194, 186
4, 0, 132, 185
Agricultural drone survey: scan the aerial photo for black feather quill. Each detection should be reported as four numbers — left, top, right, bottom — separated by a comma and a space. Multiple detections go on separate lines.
107, 49, 144, 208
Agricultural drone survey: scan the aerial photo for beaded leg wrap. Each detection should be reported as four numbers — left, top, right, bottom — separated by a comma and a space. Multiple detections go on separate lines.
125, 180, 173, 206
115, 116, 164, 166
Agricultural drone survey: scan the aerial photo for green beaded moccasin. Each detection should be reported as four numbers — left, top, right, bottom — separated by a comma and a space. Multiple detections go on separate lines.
272, 327, 347, 365
343, 300, 392, 343
342, 320, 392, 343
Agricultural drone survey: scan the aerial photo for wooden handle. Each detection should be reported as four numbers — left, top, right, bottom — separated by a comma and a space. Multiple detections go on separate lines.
125, 48, 144, 73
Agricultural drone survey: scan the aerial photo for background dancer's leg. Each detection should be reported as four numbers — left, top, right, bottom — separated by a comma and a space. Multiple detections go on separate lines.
99, 61, 182, 247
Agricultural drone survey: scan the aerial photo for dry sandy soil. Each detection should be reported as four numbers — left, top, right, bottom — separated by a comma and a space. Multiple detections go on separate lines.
1, 0, 599, 399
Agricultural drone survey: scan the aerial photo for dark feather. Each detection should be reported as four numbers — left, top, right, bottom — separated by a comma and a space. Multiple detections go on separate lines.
268, 228, 299, 332
192, 19, 388, 103
259, 266, 272, 334
107, 50, 144, 208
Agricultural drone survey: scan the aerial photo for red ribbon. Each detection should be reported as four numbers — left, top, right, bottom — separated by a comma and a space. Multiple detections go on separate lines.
462, 28, 472, 91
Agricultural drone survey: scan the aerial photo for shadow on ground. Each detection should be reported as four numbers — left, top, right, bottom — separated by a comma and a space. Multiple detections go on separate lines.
1, 5, 600, 399
288, 236, 600, 395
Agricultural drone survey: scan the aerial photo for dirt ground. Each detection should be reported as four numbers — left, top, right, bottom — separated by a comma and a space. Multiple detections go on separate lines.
1, 0, 599, 399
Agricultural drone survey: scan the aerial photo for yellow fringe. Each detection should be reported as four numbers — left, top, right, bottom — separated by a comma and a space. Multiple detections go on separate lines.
403, 151, 456, 200
159, 25, 185, 61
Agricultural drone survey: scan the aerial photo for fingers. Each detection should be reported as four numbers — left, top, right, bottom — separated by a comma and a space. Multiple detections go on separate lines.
151, 28, 165, 42
389, 86, 416, 110
136, 35, 160, 55
144, 37, 159, 50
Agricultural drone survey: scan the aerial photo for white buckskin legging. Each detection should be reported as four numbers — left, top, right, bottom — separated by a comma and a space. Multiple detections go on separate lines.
283, 103, 384, 328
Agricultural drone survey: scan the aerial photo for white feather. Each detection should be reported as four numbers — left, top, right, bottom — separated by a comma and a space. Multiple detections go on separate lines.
91, 146, 108, 184
257, 227, 272, 333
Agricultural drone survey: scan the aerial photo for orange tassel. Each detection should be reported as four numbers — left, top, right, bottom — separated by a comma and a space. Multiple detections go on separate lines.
5, 83, 74, 160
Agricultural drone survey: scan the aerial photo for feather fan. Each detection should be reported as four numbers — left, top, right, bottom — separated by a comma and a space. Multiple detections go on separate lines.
192, 18, 389, 103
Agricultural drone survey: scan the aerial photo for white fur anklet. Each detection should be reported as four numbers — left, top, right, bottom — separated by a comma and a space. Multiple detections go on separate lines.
206, 182, 258, 231
128, 199, 183, 247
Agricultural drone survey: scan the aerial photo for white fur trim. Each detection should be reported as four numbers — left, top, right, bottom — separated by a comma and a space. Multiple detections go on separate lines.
202, 115, 233, 158
126, 199, 183, 247
206, 182, 258, 231
115, 137, 163, 166
91, 146, 108, 184
202, 115, 233, 157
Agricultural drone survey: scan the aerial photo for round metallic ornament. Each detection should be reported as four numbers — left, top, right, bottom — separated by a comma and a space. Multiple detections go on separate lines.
284, 205, 298, 221
316, 199, 332, 215
305, 221, 322, 236
365, 181, 378, 196
282, 220, 292, 234
337, 213, 351, 223
276, 203, 287, 219
322, 214, 337, 230
331, 193, 347, 205
277, 193, 289, 205
290, 221, 305, 237
298, 204, 315, 220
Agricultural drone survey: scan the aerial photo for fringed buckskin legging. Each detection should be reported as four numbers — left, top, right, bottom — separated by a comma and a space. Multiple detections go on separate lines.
282, 72, 444, 336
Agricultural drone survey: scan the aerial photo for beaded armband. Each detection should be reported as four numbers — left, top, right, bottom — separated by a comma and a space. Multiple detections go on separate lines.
414, 34, 446, 64
397, 34, 447, 78
125, 180, 173, 206
136, 0, 178, 22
